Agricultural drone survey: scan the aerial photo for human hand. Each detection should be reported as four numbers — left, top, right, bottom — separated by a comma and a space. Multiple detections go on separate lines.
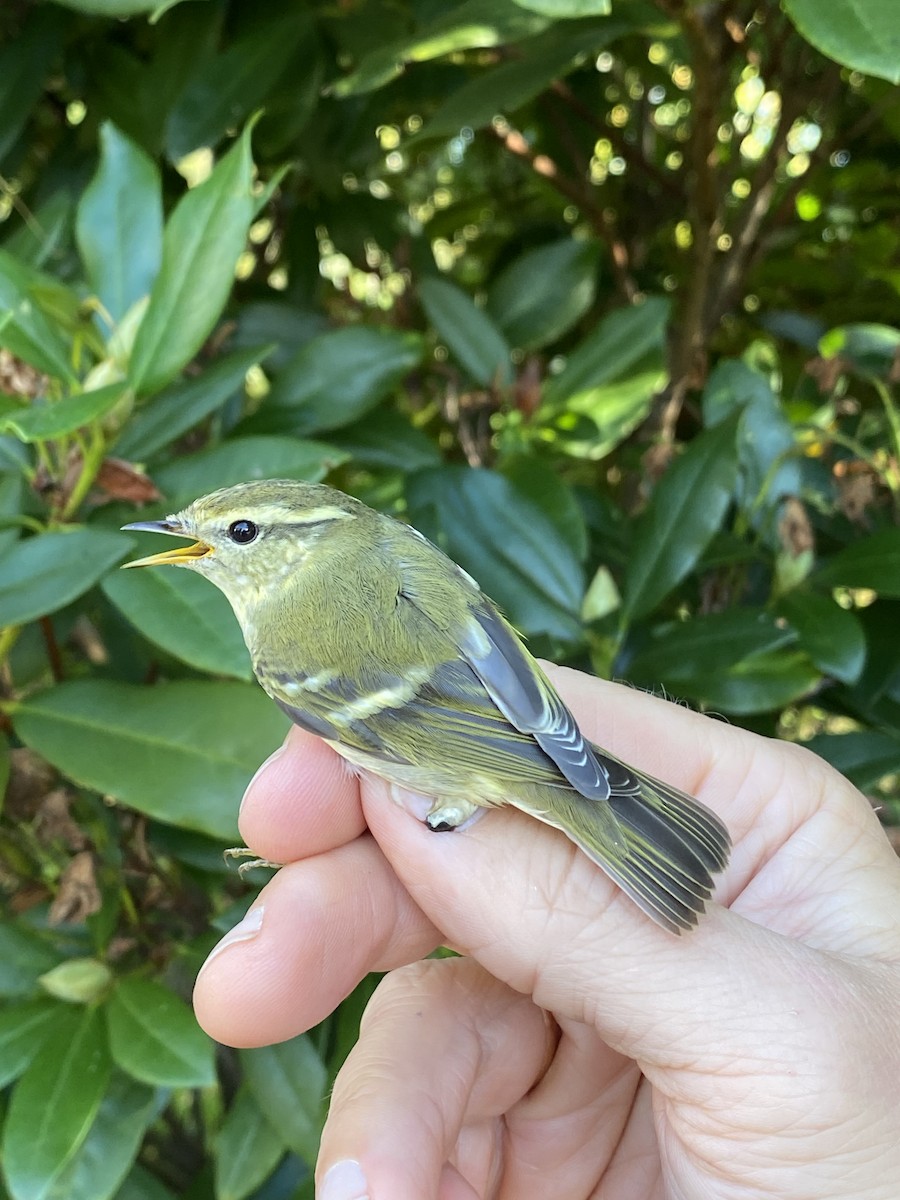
194, 665, 900, 1199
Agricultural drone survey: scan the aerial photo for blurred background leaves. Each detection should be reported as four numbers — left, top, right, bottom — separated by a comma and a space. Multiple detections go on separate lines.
0, 0, 898, 1196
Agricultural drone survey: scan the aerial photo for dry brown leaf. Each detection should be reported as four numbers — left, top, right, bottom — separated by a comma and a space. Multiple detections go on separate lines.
48, 851, 101, 925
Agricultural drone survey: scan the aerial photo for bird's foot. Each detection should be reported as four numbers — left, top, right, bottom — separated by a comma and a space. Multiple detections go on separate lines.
425, 798, 480, 832
224, 846, 282, 876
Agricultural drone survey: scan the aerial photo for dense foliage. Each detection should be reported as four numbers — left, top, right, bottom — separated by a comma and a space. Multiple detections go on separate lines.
1, 0, 898, 1197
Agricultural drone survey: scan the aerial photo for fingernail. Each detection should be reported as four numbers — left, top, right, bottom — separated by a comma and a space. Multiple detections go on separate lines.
198, 906, 264, 977
319, 1159, 369, 1200
241, 744, 287, 813
389, 784, 432, 821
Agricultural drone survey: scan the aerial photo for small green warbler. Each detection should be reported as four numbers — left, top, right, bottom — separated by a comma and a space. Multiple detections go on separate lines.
123, 479, 729, 933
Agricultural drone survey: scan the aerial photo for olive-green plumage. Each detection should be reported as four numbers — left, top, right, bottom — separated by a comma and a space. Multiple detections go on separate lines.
124, 479, 730, 933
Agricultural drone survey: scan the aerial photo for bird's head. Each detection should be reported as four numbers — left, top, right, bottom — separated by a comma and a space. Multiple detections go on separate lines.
123, 479, 365, 616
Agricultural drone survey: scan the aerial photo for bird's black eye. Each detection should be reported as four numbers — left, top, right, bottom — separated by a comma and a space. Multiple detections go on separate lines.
228, 519, 258, 545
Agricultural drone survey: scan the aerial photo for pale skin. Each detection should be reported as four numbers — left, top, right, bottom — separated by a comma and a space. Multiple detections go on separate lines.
193, 665, 900, 1200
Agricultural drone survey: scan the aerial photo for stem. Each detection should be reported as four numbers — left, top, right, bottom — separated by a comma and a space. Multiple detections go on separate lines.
0, 625, 21, 666
873, 379, 900, 518
61, 425, 106, 521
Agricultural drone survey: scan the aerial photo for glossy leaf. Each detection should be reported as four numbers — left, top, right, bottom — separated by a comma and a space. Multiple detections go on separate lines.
152, 436, 347, 505
214, 1087, 285, 1200
2, 1006, 111, 1200
542, 296, 669, 409
621, 415, 740, 624
687, 650, 820, 716
0, 927, 60, 999
0, 385, 127, 443
106, 977, 215, 1088
818, 322, 900, 376
253, 327, 423, 435
12, 680, 289, 839
102, 568, 253, 680
75, 123, 162, 325
241, 1036, 327, 1165
419, 276, 511, 386
0, 466, 24, 554
512, 0, 610, 13
0, 530, 133, 628
626, 609, 796, 686
46, 1072, 157, 1200
0, 1001, 60, 1088
778, 590, 866, 684
128, 123, 257, 396
805, 731, 900, 791
407, 466, 585, 642
0, 8, 66, 166
50, 0, 160, 13
783, 0, 900, 84
418, 20, 628, 141
166, 12, 312, 158
487, 239, 600, 350
0, 250, 74, 380
331, 409, 441, 471
115, 344, 274, 461
815, 528, 900, 596
332, 0, 550, 96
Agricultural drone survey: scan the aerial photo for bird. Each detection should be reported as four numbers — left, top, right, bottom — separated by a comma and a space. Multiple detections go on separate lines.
123, 478, 730, 933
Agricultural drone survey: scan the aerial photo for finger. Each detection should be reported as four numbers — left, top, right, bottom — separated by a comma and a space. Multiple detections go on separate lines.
317, 958, 553, 1200
193, 835, 439, 1047
239, 725, 366, 862
361, 762, 899, 1087
542, 664, 900, 938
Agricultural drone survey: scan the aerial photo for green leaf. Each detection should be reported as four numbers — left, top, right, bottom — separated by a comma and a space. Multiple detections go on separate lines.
419, 276, 511, 386
783, 0, 900, 84
487, 238, 599, 351
128, 123, 257, 396
621, 414, 740, 624
542, 296, 670, 409
416, 19, 629, 140
0, 8, 66, 166
251, 327, 423, 435
3, 192, 74, 272
626, 609, 796, 687
241, 1036, 327, 1166
818, 322, 900, 377
815, 528, 900, 596
0, 530, 133, 628
331, 0, 550, 96
115, 344, 274, 462
113, 1166, 176, 1200
407, 466, 585, 642
0, 385, 127, 442
102, 568, 253, 680
687, 650, 820, 716
0, 926, 60, 999
512, 0, 611, 14
331, 409, 441, 471
214, 1087, 285, 1200
501, 455, 588, 560
106, 977, 215, 1088
778, 590, 866, 685
230, 302, 327, 372
804, 731, 900, 791
2, 1007, 111, 1200
0, 1001, 60, 1088
165, 12, 312, 158
13, 680, 289, 839
46, 1073, 157, 1200
75, 123, 162, 326
0, 250, 74, 380
702, 360, 801, 520
0, 466, 24, 554
153, 436, 347, 505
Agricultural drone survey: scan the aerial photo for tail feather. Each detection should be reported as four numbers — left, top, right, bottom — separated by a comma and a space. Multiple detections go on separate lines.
521, 762, 731, 934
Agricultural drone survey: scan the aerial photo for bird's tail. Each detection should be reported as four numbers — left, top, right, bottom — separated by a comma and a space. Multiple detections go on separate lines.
525, 752, 731, 934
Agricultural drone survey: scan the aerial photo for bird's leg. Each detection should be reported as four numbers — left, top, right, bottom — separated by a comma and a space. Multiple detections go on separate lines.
425, 797, 481, 832
223, 847, 282, 876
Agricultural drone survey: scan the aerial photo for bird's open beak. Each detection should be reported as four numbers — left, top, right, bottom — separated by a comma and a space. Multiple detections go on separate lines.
120, 520, 212, 569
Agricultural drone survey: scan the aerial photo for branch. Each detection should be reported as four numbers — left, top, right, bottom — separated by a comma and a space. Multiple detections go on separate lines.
489, 124, 639, 303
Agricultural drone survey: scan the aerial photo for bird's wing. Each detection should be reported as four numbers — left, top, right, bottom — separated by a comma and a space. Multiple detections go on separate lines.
458, 603, 612, 801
